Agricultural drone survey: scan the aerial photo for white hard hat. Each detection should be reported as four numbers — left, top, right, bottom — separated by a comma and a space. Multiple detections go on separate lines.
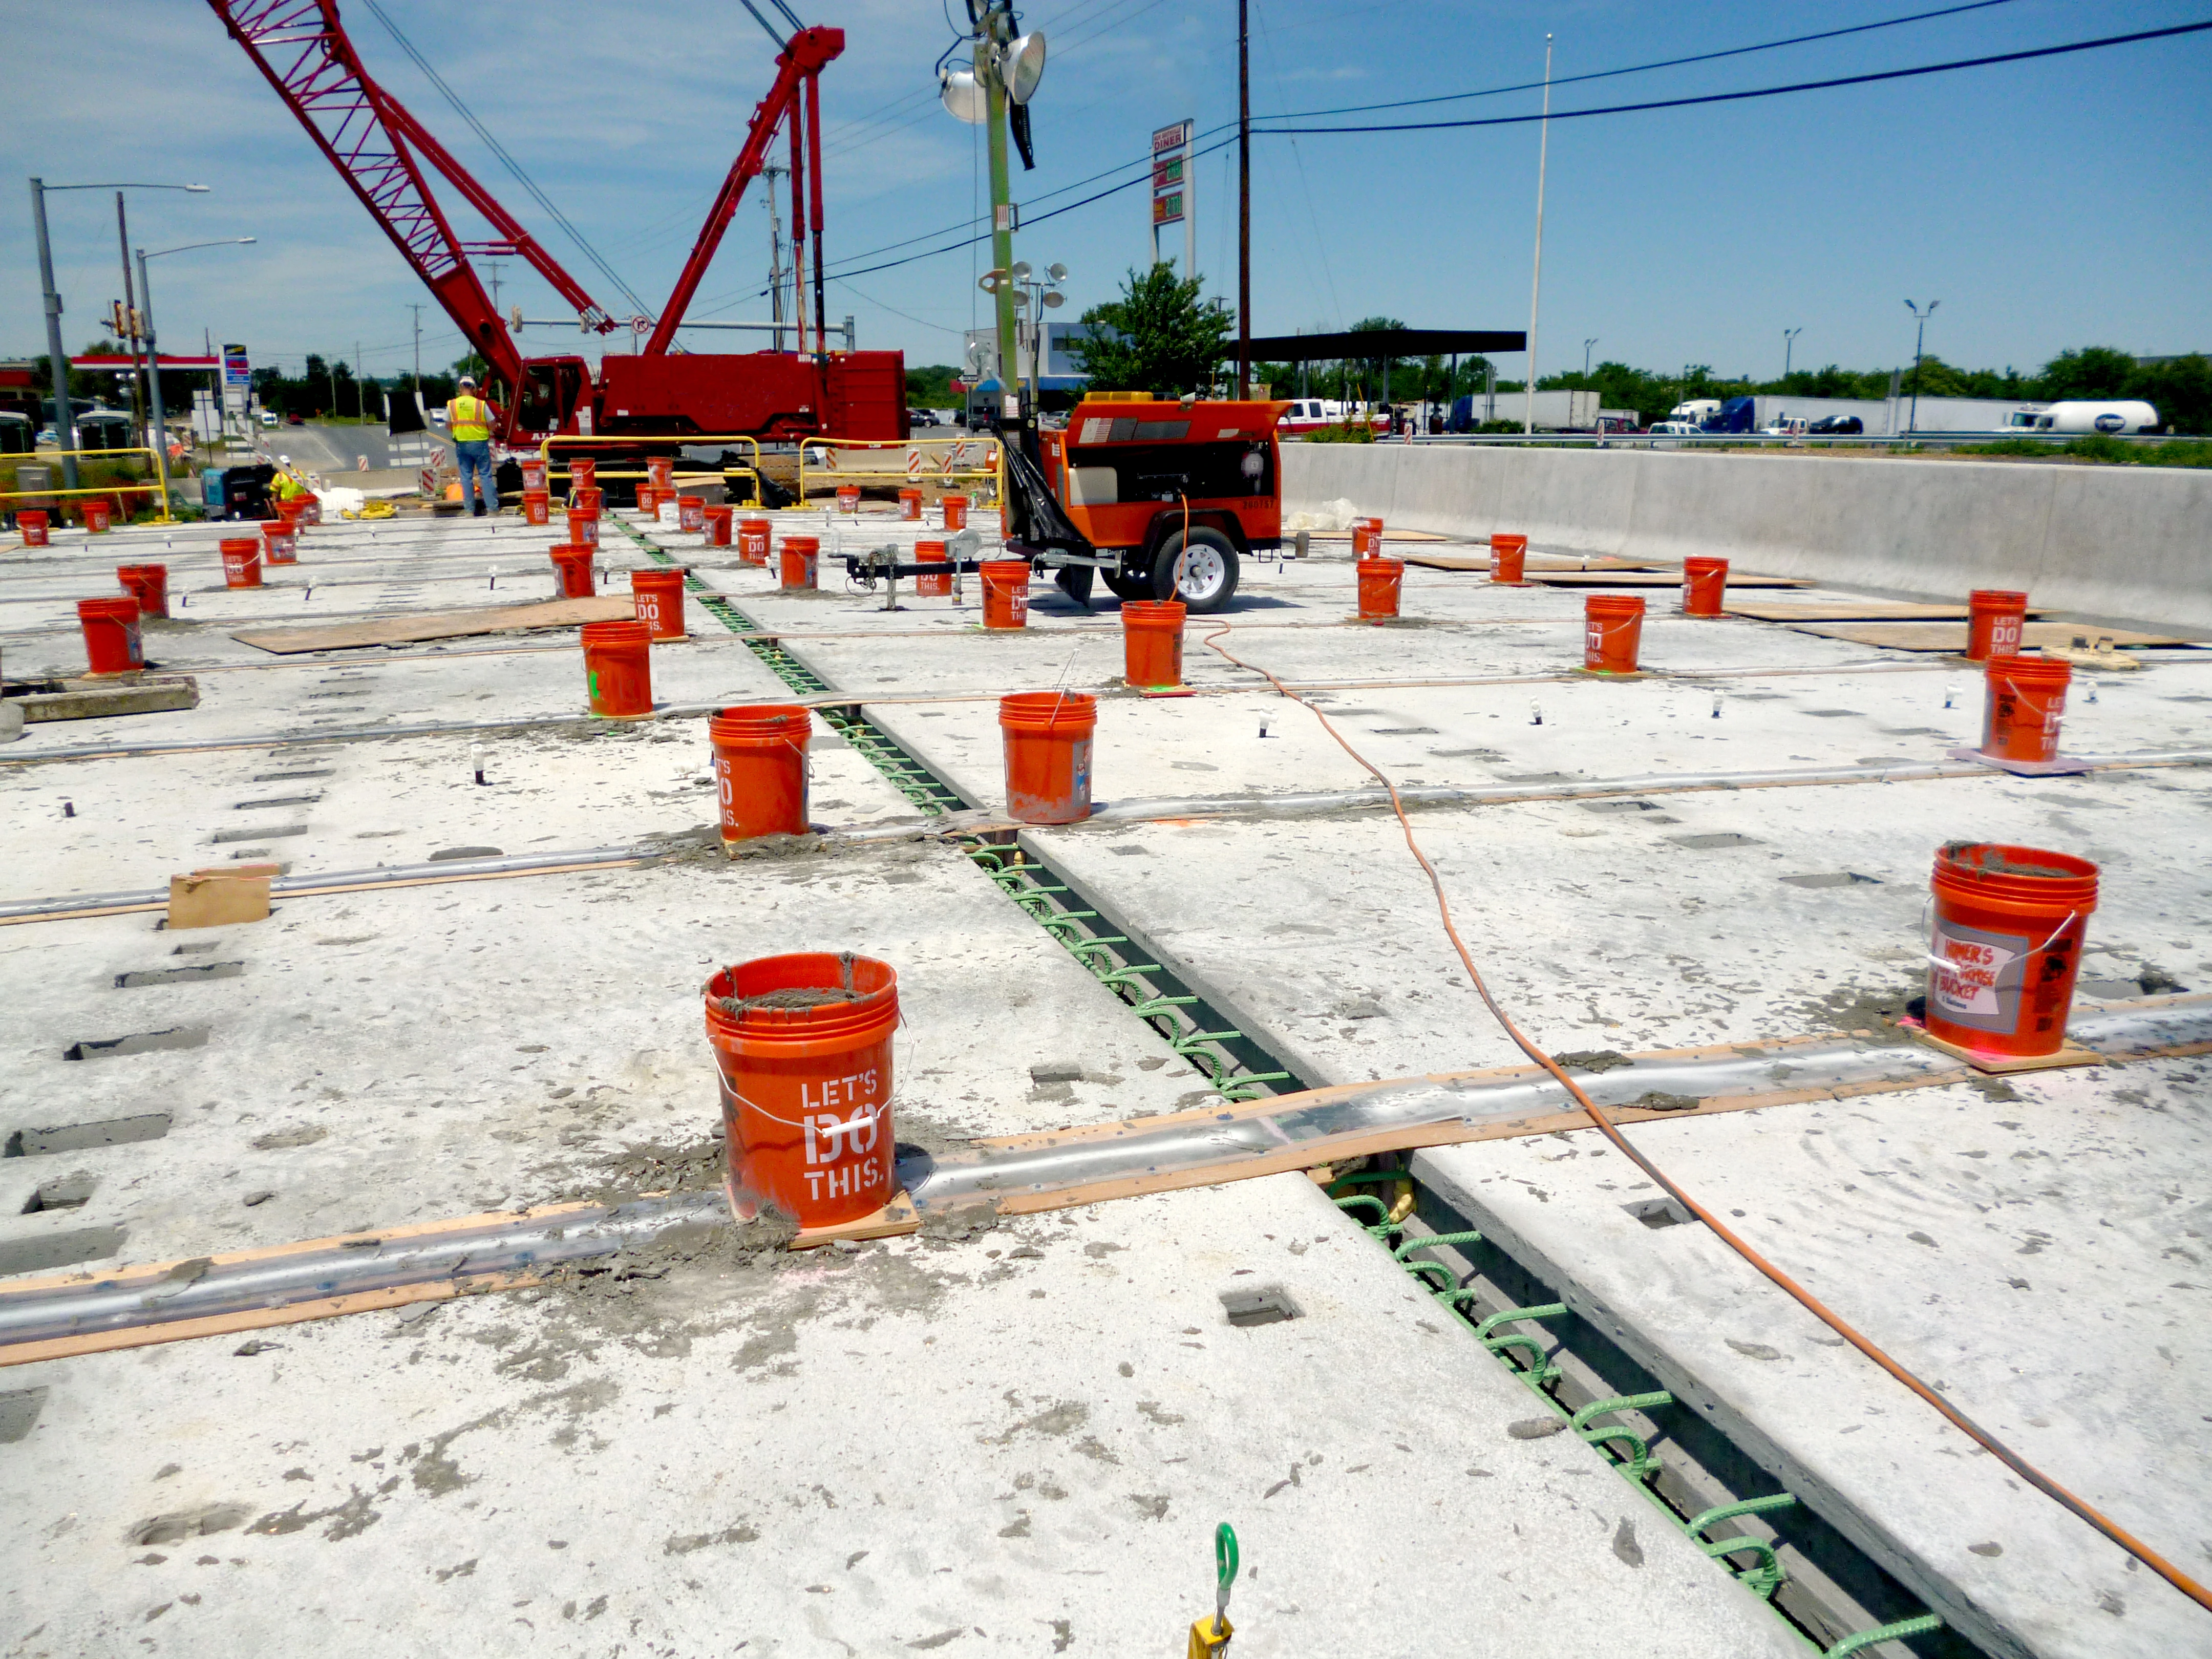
458, 374, 476, 386
278, 454, 290, 464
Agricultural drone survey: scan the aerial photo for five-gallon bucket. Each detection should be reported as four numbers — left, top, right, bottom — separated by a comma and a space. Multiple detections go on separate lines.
636, 484, 665, 516
569, 456, 597, 495
1966, 590, 2028, 662
836, 485, 861, 514
1982, 654, 2070, 763
914, 539, 950, 597
1000, 691, 1096, 823
781, 536, 820, 591
582, 618, 653, 717
710, 704, 813, 842
898, 488, 923, 522
520, 457, 548, 493
567, 506, 600, 548
1584, 593, 1645, 673
1682, 557, 1729, 617
522, 488, 550, 527
738, 517, 771, 565
1491, 533, 1527, 585
703, 952, 899, 1227
221, 537, 263, 589
76, 597, 143, 675
260, 518, 297, 565
703, 504, 733, 547
1927, 842, 2097, 1059
646, 455, 674, 490
298, 494, 322, 526
18, 509, 49, 547
1356, 556, 1403, 621
941, 494, 969, 531
573, 484, 604, 517
1351, 517, 1385, 559
83, 499, 113, 534
117, 563, 167, 619
1122, 599, 1186, 688
980, 559, 1032, 629
632, 566, 688, 639
677, 495, 706, 534
550, 544, 596, 599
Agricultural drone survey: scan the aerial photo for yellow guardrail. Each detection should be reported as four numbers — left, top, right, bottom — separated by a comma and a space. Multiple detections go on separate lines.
1, 445, 173, 525
797, 435, 1001, 506
537, 433, 767, 508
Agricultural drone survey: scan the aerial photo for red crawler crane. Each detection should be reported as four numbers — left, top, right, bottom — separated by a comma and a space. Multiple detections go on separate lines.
207, 1, 905, 444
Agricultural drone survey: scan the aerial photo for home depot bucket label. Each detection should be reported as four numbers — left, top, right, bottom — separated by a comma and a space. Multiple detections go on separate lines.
800, 1072, 889, 1207
1929, 920, 2027, 1030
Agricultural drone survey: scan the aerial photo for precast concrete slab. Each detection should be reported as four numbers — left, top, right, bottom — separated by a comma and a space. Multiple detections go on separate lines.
0, 1176, 1807, 1658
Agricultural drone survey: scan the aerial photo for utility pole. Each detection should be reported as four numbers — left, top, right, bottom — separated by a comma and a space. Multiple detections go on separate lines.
764, 164, 788, 351
1583, 336, 1598, 377
409, 303, 424, 393
977, 2, 1019, 424
30, 180, 81, 491
1523, 34, 1553, 436
1783, 326, 1803, 380
1236, 0, 1250, 398
116, 192, 150, 450
1904, 300, 1938, 433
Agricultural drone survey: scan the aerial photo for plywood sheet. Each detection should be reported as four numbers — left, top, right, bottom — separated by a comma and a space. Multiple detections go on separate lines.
1790, 621, 2190, 651
232, 595, 636, 654
1529, 570, 1814, 589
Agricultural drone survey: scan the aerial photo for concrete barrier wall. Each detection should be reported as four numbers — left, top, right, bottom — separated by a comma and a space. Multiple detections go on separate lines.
1283, 444, 2212, 633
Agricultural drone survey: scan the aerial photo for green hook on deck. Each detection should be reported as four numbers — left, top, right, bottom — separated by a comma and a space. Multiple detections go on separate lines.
1215, 1522, 1239, 1616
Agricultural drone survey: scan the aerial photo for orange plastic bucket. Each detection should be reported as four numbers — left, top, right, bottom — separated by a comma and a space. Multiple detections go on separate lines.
83, 499, 113, 534
566, 506, 600, 548
703, 952, 899, 1227
1682, 556, 1729, 617
632, 567, 687, 638
1966, 589, 2028, 662
299, 494, 321, 526
18, 509, 49, 547
941, 494, 969, 531
703, 504, 733, 547
582, 618, 653, 717
550, 544, 596, 599
1351, 516, 1385, 558
569, 456, 597, 494
1584, 593, 1645, 673
574, 484, 604, 516
520, 458, 548, 493
980, 559, 1032, 629
1001, 691, 1096, 823
277, 496, 309, 527
1357, 556, 1403, 621
117, 563, 167, 619
1491, 533, 1527, 585
738, 517, 771, 565
709, 704, 812, 842
221, 537, 263, 589
260, 519, 297, 565
635, 484, 663, 515
1981, 654, 2071, 763
1122, 599, 1186, 687
677, 495, 706, 534
522, 488, 550, 527
77, 597, 143, 675
898, 488, 922, 521
915, 539, 950, 597
647, 455, 674, 488
1926, 842, 2097, 1059
780, 536, 820, 590
836, 485, 861, 514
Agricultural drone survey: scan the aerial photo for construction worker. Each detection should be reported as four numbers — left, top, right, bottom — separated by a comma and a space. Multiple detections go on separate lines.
445, 374, 502, 517
272, 456, 309, 502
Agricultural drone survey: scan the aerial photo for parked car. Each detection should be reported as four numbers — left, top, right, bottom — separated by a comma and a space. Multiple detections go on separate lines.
907, 407, 937, 428
1760, 415, 1809, 437
1807, 415, 1863, 435
1648, 420, 1701, 437
259, 410, 278, 428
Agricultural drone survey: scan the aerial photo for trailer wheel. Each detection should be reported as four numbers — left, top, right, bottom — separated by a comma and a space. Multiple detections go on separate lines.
1104, 568, 1153, 602
1151, 526, 1240, 612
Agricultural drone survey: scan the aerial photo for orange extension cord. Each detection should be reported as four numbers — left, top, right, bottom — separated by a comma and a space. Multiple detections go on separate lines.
1200, 615, 2212, 1618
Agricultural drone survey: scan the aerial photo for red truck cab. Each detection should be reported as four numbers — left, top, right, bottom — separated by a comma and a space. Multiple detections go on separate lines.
1034, 394, 1288, 611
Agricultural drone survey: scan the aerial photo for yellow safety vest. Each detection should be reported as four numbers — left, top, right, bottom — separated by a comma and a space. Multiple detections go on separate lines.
273, 472, 307, 501
449, 395, 492, 442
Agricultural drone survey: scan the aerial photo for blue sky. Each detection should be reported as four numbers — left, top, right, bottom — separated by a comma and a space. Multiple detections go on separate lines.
6, 0, 2208, 386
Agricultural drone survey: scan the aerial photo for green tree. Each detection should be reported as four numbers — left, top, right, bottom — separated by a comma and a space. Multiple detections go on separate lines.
905, 364, 959, 406
2126, 354, 2211, 434
2037, 346, 2136, 401
1070, 263, 1231, 396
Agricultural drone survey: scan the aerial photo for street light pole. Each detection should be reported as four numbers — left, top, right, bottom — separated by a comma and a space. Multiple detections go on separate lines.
1903, 300, 1938, 434
116, 192, 150, 451
1583, 337, 1598, 377
29, 179, 81, 491
977, 8, 1019, 425
1237, 0, 1250, 399
139, 239, 257, 511
1782, 326, 1803, 381
1522, 34, 1553, 436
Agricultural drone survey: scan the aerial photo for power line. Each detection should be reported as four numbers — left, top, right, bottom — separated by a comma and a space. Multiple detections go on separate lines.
1261, 0, 2023, 121
1256, 17, 2212, 136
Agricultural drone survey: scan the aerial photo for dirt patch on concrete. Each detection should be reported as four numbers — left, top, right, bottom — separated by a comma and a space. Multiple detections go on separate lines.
1801, 982, 1923, 1046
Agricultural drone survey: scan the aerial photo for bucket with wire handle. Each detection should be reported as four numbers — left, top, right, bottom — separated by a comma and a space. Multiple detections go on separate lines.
703, 952, 899, 1227
738, 517, 772, 565
1682, 556, 1728, 617
260, 518, 297, 565
703, 504, 733, 547
1356, 556, 1402, 621
631, 567, 688, 639
569, 456, 597, 495
1000, 690, 1095, 823
1966, 589, 2028, 662
83, 499, 112, 534
221, 537, 263, 589
1490, 533, 1527, 585
19, 509, 49, 547
941, 494, 969, 531
581, 618, 653, 717
574, 484, 604, 517
1121, 599, 1186, 688
780, 535, 820, 591
117, 563, 167, 619
980, 559, 1032, 629
520, 457, 548, 493
1351, 516, 1384, 559
1981, 653, 2070, 763
836, 484, 861, 514
522, 488, 550, 527
549, 544, 595, 600
710, 704, 812, 842
77, 597, 142, 675
1926, 842, 2097, 1060
1584, 593, 1645, 673
898, 488, 922, 522
646, 455, 674, 490
566, 506, 600, 549
914, 538, 951, 597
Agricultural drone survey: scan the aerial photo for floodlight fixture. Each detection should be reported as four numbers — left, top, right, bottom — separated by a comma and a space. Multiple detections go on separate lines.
1010, 260, 1032, 281
939, 67, 988, 123
1002, 32, 1046, 104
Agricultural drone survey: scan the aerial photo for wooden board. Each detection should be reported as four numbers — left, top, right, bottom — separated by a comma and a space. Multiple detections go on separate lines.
1788, 620, 2190, 652
231, 595, 636, 654
1726, 601, 1993, 622
1528, 570, 1814, 589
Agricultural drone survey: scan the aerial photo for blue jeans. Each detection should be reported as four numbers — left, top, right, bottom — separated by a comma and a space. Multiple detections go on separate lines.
456, 439, 494, 513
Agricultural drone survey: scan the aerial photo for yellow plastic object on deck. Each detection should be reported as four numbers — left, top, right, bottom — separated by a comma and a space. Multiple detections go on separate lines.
1184, 1614, 1232, 1657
